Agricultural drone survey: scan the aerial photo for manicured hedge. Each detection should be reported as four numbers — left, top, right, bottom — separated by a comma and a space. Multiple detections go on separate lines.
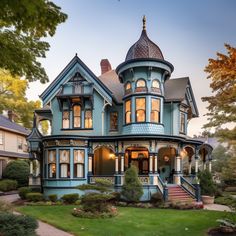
0, 179, 17, 192
26, 193, 44, 202
61, 193, 79, 204
19, 187, 32, 200
48, 194, 57, 202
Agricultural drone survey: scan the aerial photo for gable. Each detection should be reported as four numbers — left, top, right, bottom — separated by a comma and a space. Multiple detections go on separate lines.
40, 55, 113, 106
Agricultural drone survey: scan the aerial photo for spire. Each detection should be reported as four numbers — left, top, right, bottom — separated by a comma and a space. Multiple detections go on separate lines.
142, 15, 146, 31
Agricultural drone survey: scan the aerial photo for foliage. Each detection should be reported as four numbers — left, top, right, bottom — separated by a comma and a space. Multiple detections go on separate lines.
0, 212, 38, 236
19, 187, 32, 200
202, 44, 236, 144
3, 160, 29, 187
215, 195, 236, 208
0, 179, 17, 192
0, 69, 42, 128
150, 192, 164, 205
0, 200, 13, 212
121, 165, 143, 202
48, 194, 58, 202
61, 193, 79, 204
225, 187, 236, 193
198, 170, 217, 196
169, 201, 202, 210
17, 205, 227, 236
0, 0, 67, 83
221, 148, 236, 185
26, 192, 44, 202
78, 179, 113, 193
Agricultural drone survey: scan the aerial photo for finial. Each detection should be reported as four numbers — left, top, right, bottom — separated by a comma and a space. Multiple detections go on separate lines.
142, 15, 146, 30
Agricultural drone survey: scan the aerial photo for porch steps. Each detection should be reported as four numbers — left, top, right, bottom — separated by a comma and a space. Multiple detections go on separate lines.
168, 186, 196, 203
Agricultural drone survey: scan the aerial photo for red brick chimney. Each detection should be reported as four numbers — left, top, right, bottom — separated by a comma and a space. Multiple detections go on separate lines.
100, 59, 112, 74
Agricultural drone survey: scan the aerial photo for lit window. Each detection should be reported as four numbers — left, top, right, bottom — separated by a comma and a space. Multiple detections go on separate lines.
73, 105, 81, 128
125, 82, 132, 94
125, 100, 131, 124
85, 110, 93, 128
151, 98, 160, 123
62, 111, 70, 129
151, 80, 161, 93
17, 137, 23, 150
136, 79, 146, 88
59, 150, 70, 178
74, 150, 85, 178
136, 98, 146, 122
48, 150, 56, 178
180, 112, 186, 133
110, 112, 118, 131
0, 131, 3, 145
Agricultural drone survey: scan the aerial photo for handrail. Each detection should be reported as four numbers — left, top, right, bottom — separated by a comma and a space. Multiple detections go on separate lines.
157, 175, 168, 201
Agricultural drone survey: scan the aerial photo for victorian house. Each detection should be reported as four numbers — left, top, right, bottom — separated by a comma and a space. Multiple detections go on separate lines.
28, 18, 213, 201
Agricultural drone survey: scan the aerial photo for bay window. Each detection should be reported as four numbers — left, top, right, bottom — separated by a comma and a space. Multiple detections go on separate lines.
125, 100, 131, 124
84, 109, 93, 128
62, 111, 70, 129
74, 150, 85, 178
73, 105, 81, 128
59, 150, 70, 178
48, 150, 56, 178
151, 98, 160, 123
135, 98, 146, 122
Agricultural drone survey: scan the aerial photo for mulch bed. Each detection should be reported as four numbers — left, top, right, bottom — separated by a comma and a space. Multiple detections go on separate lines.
208, 227, 236, 236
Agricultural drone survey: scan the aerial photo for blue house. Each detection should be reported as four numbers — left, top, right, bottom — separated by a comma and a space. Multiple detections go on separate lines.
28, 17, 213, 202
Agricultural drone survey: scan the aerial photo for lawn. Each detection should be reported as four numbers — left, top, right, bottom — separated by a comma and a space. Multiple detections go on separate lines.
17, 206, 227, 236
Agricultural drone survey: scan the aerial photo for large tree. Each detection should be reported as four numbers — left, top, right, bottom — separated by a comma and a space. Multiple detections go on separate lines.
0, 0, 67, 83
202, 44, 236, 144
0, 69, 41, 128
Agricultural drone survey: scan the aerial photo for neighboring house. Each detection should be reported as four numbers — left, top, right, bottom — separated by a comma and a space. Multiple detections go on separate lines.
28, 18, 213, 202
0, 112, 30, 178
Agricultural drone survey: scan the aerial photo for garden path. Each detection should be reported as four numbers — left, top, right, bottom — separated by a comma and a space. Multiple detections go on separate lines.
204, 203, 233, 212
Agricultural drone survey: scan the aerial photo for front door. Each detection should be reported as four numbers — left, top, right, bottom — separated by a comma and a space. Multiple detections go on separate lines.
159, 165, 171, 183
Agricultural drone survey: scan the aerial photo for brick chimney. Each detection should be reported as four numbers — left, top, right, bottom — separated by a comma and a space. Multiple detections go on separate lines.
100, 59, 112, 74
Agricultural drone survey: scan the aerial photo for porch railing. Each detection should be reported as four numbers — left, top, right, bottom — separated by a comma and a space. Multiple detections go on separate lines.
138, 176, 150, 185
180, 176, 201, 202
89, 176, 115, 184
157, 175, 168, 201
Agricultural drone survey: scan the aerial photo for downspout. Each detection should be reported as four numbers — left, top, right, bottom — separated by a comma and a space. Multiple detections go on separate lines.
102, 99, 110, 136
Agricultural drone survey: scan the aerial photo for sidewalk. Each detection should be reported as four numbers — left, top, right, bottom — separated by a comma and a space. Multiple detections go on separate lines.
204, 203, 233, 212
0, 194, 74, 236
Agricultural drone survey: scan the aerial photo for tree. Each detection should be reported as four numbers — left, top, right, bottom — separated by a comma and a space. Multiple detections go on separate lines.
0, 69, 41, 128
202, 44, 236, 144
0, 0, 67, 83
121, 165, 143, 202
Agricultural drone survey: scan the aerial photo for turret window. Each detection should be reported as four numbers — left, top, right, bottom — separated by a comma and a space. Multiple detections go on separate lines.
59, 150, 70, 178
84, 109, 93, 128
151, 98, 160, 123
151, 80, 161, 94
125, 100, 131, 124
73, 105, 81, 128
62, 111, 70, 129
135, 98, 146, 122
125, 82, 132, 95
135, 79, 147, 93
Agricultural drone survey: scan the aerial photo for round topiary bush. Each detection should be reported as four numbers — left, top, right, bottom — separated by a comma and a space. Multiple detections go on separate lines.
3, 160, 30, 187
18, 187, 32, 200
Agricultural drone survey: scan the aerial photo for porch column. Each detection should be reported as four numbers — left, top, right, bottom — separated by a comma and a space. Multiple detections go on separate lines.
149, 155, 153, 174
188, 161, 192, 175
154, 154, 158, 173
36, 160, 40, 176
209, 160, 212, 172
88, 155, 93, 174
174, 156, 181, 185
195, 159, 199, 173
121, 154, 124, 174
30, 161, 33, 175
115, 155, 119, 174
203, 161, 206, 170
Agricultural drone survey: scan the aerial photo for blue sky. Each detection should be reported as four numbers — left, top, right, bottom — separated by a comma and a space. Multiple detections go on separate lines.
27, 0, 236, 136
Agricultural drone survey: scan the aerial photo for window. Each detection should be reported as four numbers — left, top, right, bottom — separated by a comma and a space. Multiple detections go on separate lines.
180, 112, 186, 133
62, 111, 70, 129
73, 105, 81, 128
0, 131, 3, 145
48, 150, 56, 178
135, 79, 147, 92
135, 98, 146, 122
110, 112, 118, 131
125, 82, 132, 95
151, 98, 160, 123
17, 137, 23, 150
151, 80, 161, 93
59, 150, 70, 178
85, 110, 93, 128
125, 100, 131, 124
74, 150, 85, 178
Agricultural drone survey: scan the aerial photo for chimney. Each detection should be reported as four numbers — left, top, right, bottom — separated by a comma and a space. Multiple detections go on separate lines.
8, 110, 15, 122
100, 59, 112, 74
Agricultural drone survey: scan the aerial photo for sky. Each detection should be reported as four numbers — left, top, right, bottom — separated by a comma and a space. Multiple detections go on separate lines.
26, 0, 236, 137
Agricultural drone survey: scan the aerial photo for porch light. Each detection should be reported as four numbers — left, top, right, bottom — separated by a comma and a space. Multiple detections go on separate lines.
164, 156, 169, 162
109, 153, 115, 159
180, 149, 188, 158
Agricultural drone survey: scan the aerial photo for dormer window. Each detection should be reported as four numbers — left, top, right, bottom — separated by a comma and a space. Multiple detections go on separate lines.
151, 80, 161, 94
73, 105, 81, 128
62, 111, 70, 129
135, 79, 147, 93
125, 82, 132, 95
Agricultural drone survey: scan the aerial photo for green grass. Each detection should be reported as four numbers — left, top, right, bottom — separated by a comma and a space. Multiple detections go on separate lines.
17, 206, 227, 236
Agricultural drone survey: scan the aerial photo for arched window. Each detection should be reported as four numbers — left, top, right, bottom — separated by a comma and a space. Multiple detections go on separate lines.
124, 82, 132, 95
151, 98, 160, 123
151, 80, 161, 93
59, 150, 70, 178
85, 109, 93, 128
135, 79, 147, 92
125, 100, 131, 124
136, 98, 146, 122
48, 150, 56, 178
73, 105, 81, 128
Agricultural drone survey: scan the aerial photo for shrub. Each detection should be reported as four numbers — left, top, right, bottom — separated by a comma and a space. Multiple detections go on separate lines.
150, 192, 164, 205
48, 194, 57, 202
121, 165, 143, 202
215, 195, 236, 208
0, 179, 17, 192
225, 186, 236, 193
26, 192, 44, 202
0, 212, 38, 236
0, 200, 13, 212
61, 193, 79, 204
2, 160, 30, 187
19, 187, 32, 200
198, 170, 217, 196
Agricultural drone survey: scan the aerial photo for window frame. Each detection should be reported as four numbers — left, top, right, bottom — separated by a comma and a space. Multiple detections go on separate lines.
180, 112, 186, 134
84, 109, 93, 129
73, 104, 82, 128
48, 149, 57, 179
151, 80, 161, 94
110, 111, 118, 131
17, 137, 23, 150
135, 79, 147, 93
59, 149, 70, 178
125, 99, 132, 124
73, 149, 85, 178
135, 97, 146, 123
124, 81, 132, 95
0, 131, 3, 145
150, 98, 160, 123
62, 110, 70, 129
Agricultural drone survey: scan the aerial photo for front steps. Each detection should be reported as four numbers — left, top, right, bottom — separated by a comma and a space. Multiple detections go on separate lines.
168, 185, 196, 203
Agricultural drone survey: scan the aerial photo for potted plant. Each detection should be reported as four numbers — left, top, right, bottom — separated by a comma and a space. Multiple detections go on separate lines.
198, 170, 217, 204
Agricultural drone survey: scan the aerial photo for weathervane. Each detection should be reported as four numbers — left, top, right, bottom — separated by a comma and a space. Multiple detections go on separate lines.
143, 15, 146, 30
